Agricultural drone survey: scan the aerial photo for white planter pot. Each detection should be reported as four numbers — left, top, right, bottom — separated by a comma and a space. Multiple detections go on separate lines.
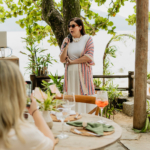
42, 111, 53, 129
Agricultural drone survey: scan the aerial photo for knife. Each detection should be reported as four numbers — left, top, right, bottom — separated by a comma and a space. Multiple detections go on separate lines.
87, 132, 101, 137
74, 129, 82, 134
74, 129, 101, 137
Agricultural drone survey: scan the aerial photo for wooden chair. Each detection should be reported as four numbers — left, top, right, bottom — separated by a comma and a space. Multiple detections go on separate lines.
55, 95, 99, 116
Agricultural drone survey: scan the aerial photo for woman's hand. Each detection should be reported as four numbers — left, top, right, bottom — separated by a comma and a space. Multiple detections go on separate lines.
26, 93, 38, 115
66, 56, 74, 65
63, 37, 70, 48
60, 37, 70, 63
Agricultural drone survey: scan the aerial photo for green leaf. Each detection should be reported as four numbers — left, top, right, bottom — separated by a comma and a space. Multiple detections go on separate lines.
108, 21, 113, 26
20, 51, 27, 55
36, 99, 41, 103
0, 0, 3, 4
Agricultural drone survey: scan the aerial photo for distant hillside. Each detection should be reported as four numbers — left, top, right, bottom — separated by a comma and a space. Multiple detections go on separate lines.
0, 9, 135, 32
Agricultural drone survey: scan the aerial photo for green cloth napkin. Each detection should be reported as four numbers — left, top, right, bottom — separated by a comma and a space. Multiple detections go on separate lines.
66, 122, 114, 135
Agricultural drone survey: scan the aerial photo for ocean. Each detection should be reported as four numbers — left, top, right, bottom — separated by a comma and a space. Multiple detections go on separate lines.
5, 30, 150, 88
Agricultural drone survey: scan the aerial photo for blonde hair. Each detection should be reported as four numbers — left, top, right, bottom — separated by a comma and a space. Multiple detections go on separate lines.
0, 60, 26, 147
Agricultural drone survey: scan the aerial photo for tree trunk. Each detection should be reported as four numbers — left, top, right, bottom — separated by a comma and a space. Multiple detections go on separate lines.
133, 0, 148, 129
42, 0, 80, 48
42, 0, 65, 48
63, 0, 80, 37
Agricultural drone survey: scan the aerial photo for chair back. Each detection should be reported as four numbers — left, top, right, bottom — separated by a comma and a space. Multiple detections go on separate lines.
55, 95, 99, 115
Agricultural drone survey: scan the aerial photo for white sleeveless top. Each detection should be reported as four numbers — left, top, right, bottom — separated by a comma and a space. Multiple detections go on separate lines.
68, 34, 89, 60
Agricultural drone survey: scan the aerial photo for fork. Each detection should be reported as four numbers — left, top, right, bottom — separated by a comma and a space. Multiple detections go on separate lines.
74, 113, 81, 119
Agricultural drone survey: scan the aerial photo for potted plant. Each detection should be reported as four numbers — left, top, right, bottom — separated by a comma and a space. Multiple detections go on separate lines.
20, 36, 48, 75
93, 78, 102, 94
101, 82, 122, 119
35, 54, 57, 90
20, 36, 57, 90
20, 36, 48, 89
36, 54, 57, 76
42, 71, 64, 93
34, 87, 63, 129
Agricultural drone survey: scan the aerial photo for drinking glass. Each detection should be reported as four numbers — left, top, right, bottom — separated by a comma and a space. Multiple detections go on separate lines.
96, 91, 109, 124
62, 92, 75, 122
63, 92, 75, 109
1, 48, 5, 58
55, 107, 70, 139
0, 47, 12, 58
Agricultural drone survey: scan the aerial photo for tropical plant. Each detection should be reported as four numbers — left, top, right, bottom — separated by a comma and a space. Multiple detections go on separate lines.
20, 36, 48, 75
101, 82, 122, 119
93, 78, 102, 88
36, 54, 58, 76
36, 54, 57, 68
20, 35, 57, 76
34, 88, 63, 111
42, 71, 64, 93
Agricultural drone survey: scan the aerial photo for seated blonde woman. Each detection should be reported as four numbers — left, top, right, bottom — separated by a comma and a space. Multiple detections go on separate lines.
0, 60, 54, 150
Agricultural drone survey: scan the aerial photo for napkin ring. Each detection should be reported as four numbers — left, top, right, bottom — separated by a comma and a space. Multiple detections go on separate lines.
82, 122, 87, 127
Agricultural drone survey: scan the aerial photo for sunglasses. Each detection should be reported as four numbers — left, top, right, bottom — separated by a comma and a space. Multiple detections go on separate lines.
68, 24, 79, 28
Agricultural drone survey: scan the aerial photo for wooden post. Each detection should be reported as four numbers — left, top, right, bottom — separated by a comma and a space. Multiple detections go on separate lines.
30, 74, 36, 90
134, 0, 149, 129
128, 71, 134, 97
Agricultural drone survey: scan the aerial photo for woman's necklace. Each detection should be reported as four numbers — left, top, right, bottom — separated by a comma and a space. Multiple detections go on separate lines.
72, 35, 82, 42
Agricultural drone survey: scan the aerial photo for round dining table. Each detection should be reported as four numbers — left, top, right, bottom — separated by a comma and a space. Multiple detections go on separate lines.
52, 113, 122, 150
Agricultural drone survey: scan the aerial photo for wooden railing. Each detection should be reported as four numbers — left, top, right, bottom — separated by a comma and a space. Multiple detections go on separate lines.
93, 71, 134, 97
31, 71, 134, 97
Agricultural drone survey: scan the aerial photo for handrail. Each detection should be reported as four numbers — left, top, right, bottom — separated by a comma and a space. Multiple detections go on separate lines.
147, 95, 150, 100
33, 71, 134, 97
36, 74, 129, 79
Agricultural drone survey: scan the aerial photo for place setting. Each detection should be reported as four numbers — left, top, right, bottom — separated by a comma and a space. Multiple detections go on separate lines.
52, 91, 115, 138
49, 92, 84, 139
50, 111, 81, 122
50, 92, 82, 122
65, 91, 114, 137
67, 121, 114, 137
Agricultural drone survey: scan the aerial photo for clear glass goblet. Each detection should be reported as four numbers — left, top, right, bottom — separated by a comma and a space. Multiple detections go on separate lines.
55, 107, 70, 139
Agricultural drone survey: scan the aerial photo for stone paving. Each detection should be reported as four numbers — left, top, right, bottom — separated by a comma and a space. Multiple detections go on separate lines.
99, 112, 150, 150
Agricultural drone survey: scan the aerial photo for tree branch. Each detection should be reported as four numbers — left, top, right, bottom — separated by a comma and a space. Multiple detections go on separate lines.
32, 0, 42, 9
54, 1, 62, 13
96, 0, 116, 28
81, 0, 116, 33
80, 15, 95, 34
42, 0, 65, 48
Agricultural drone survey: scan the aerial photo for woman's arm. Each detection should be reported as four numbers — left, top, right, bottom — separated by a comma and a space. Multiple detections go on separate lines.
66, 55, 91, 64
32, 110, 55, 144
60, 38, 70, 63
27, 94, 55, 144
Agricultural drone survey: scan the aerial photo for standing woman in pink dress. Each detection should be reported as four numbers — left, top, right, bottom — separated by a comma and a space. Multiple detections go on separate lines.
59, 17, 95, 113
